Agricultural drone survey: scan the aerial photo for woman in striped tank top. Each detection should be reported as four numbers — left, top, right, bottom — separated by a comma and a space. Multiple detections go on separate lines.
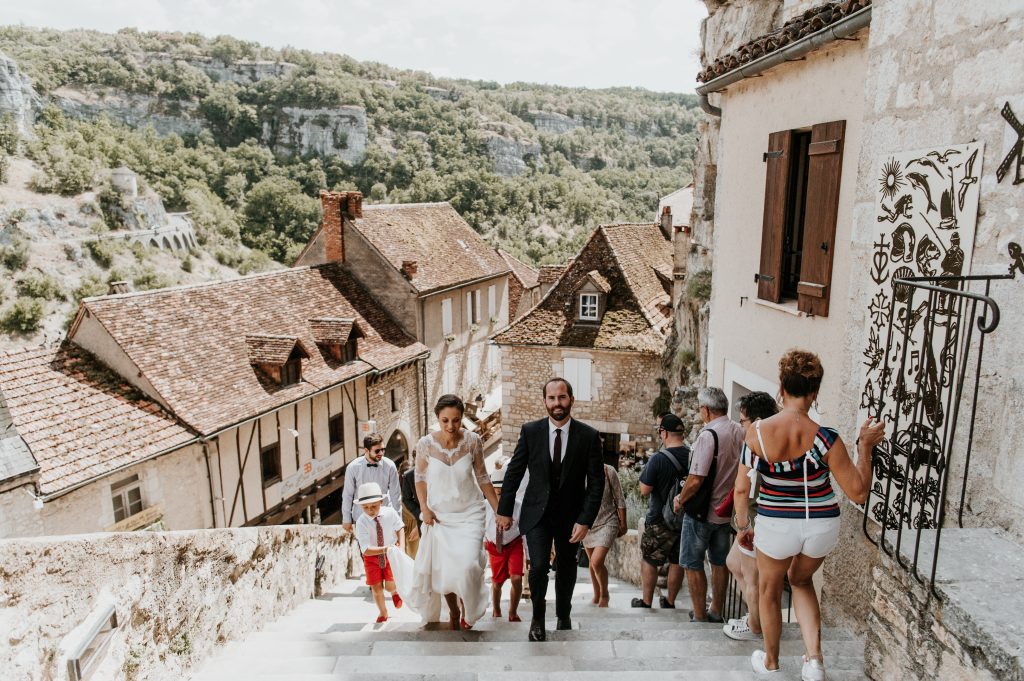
733, 350, 884, 681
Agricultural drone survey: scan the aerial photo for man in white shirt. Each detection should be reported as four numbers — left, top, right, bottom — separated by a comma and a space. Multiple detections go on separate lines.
343, 433, 401, 531
485, 468, 524, 621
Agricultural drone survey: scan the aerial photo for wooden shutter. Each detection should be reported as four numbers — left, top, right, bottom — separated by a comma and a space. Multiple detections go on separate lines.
797, 120, 846, 316
757, 130, 793, 302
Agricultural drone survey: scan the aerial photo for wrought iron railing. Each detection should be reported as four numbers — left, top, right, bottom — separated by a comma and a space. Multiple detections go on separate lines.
862, 271, 1014, 599
722, 535, 792, 623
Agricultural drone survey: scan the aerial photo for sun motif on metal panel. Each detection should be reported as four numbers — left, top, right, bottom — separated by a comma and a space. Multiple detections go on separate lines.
879, 158, 905, 202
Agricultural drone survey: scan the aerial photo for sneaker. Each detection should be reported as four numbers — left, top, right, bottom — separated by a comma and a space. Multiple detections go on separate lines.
801, 656, 826, 681
751, 650, 781, 674
659, 596, 675, 609
727, 614, 749, 627
723, 619, 762, 641
631, 597, 652, 608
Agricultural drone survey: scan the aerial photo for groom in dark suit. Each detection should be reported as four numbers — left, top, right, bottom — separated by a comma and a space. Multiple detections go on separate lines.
497, 377, 605, 641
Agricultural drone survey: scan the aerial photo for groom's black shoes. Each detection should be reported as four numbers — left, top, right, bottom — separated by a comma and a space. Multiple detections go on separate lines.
556, 618, 572, 631
528, 620, 546, 642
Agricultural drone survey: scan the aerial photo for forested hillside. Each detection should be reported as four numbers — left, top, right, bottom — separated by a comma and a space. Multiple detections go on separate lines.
0, 26, 698, 267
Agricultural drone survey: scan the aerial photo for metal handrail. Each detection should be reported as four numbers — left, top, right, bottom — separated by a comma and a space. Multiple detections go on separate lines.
65, 602, 118, 681
861, 272, 1013, 600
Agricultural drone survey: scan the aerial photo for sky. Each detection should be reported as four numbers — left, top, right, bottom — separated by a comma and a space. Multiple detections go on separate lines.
0, 0, 708, 93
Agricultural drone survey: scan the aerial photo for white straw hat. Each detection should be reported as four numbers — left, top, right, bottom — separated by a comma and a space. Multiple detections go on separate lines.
356, 481, 384, 504
490, 467, 506, 488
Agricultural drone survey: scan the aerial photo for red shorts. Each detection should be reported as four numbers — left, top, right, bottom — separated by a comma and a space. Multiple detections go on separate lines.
363, 554, 394, 586
485, 536, 524, 585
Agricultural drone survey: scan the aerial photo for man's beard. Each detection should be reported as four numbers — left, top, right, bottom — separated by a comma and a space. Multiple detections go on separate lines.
546, 404, 570, 421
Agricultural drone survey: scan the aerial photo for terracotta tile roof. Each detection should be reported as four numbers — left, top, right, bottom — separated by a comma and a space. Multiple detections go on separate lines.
498, 249, 540, 289
493, 224, 673, 354
0, 344, 196, 495
538, 264, 567, 286
309, 318, 358, 345
351, 203, 509, 294
581, 270, 612, 294
77, 264, 428, 436
244, 335, 309, 365
697, 0, 871, 84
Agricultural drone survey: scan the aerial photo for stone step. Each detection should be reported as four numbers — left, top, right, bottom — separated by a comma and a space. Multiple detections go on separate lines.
244, 624, 856, 643
192, 675, 870, 681
221, 637, 862, 660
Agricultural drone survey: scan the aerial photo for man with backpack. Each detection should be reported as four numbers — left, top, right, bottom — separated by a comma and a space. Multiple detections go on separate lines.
631, 413, 690, 609
672, 387, 744, 622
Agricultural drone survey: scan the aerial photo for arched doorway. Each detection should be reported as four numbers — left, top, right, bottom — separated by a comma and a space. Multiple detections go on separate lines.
385, 429, 409, 465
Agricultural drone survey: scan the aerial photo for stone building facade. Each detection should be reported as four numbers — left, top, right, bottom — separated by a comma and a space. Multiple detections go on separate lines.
494, 223, 673, 456
297, 192, 511, 412
694, 1, 1024, 678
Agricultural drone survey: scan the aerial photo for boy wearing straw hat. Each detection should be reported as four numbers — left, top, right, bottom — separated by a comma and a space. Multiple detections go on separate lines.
354, 481, 405, 623
484, 468, 525, 621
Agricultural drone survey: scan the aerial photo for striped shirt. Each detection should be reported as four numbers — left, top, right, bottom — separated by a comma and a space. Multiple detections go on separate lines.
342, 455, 401, 524
740, 425, 840, 520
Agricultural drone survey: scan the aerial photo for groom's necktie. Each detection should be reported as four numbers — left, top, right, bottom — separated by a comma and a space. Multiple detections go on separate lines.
552, 427, 563, 481
375, 516, 386, 568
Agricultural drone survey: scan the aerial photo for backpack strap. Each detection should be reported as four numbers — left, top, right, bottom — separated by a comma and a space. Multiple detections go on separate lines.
659, 447, 684, 474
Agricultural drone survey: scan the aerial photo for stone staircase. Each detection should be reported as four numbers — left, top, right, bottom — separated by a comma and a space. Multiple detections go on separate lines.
190, 572, 868, 681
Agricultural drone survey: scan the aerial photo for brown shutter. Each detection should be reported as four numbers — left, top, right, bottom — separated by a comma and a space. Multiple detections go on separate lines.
797, 120, 846, 317
757, 130, 793, 303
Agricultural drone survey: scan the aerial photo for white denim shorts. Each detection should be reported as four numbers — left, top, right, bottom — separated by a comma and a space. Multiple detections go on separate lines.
753, 515, 841, 560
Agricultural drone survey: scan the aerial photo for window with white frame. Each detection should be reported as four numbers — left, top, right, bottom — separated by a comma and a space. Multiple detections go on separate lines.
562, 357, 593, 401
441, 297, 453, 336
579, 293, 599, 321
111, 474, 144, 523
488, 285, 497, 319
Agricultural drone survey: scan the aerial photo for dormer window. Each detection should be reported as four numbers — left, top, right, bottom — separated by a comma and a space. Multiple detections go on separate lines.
575, 270, 610, 323
579, 293, 599, 321
245, 335, 310, 387
309, 317, 364, 364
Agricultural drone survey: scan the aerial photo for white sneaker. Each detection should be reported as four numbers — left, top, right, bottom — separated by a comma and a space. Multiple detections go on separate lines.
723, 618, 762, 641
801, 655, 826, 681
751, 650, 781, 674
727, 614, 748, 627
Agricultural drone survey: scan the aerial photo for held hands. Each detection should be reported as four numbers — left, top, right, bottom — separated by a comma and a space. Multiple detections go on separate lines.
569, 523, 590, 543
495, 515, 513, 531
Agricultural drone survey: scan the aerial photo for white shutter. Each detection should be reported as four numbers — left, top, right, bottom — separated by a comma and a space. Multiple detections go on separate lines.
488, 285, 496, 318
443, 355, 458, 394
577, 358, 592, 401
562, 357, 579, 395
441, 298, 453, 336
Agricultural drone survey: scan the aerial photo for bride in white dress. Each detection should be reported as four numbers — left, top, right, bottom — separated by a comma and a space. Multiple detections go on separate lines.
408, 395, 498, 630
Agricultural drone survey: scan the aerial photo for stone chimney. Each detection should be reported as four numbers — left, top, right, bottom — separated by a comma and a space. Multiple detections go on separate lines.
108, 280, 131, 295
402, 260, 418, 280
319, 190, 364, 263
659, 206, 673, 241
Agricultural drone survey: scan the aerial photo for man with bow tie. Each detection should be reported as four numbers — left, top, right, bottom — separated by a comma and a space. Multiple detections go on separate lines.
343, 433, 401, 531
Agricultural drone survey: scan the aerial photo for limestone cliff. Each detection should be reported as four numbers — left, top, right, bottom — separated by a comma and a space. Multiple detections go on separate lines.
0, 51, 39, 137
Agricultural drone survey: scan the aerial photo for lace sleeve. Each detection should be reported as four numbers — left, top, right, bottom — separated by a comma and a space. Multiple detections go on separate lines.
471, 434, 490, 486
415, 439, 430, 483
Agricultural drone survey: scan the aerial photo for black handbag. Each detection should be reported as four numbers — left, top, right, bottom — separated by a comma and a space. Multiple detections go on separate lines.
683, 428, 719, 522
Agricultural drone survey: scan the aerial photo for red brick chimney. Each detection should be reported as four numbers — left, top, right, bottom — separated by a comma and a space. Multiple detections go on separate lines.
319, 190, 364, 263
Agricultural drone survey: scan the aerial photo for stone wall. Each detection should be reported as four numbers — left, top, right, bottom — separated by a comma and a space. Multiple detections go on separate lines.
864, 528, 1024, 681
604, 529, 641, 587
367, 362, 425, 462
499, 345, 662, 452
0, 525, 355, 681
